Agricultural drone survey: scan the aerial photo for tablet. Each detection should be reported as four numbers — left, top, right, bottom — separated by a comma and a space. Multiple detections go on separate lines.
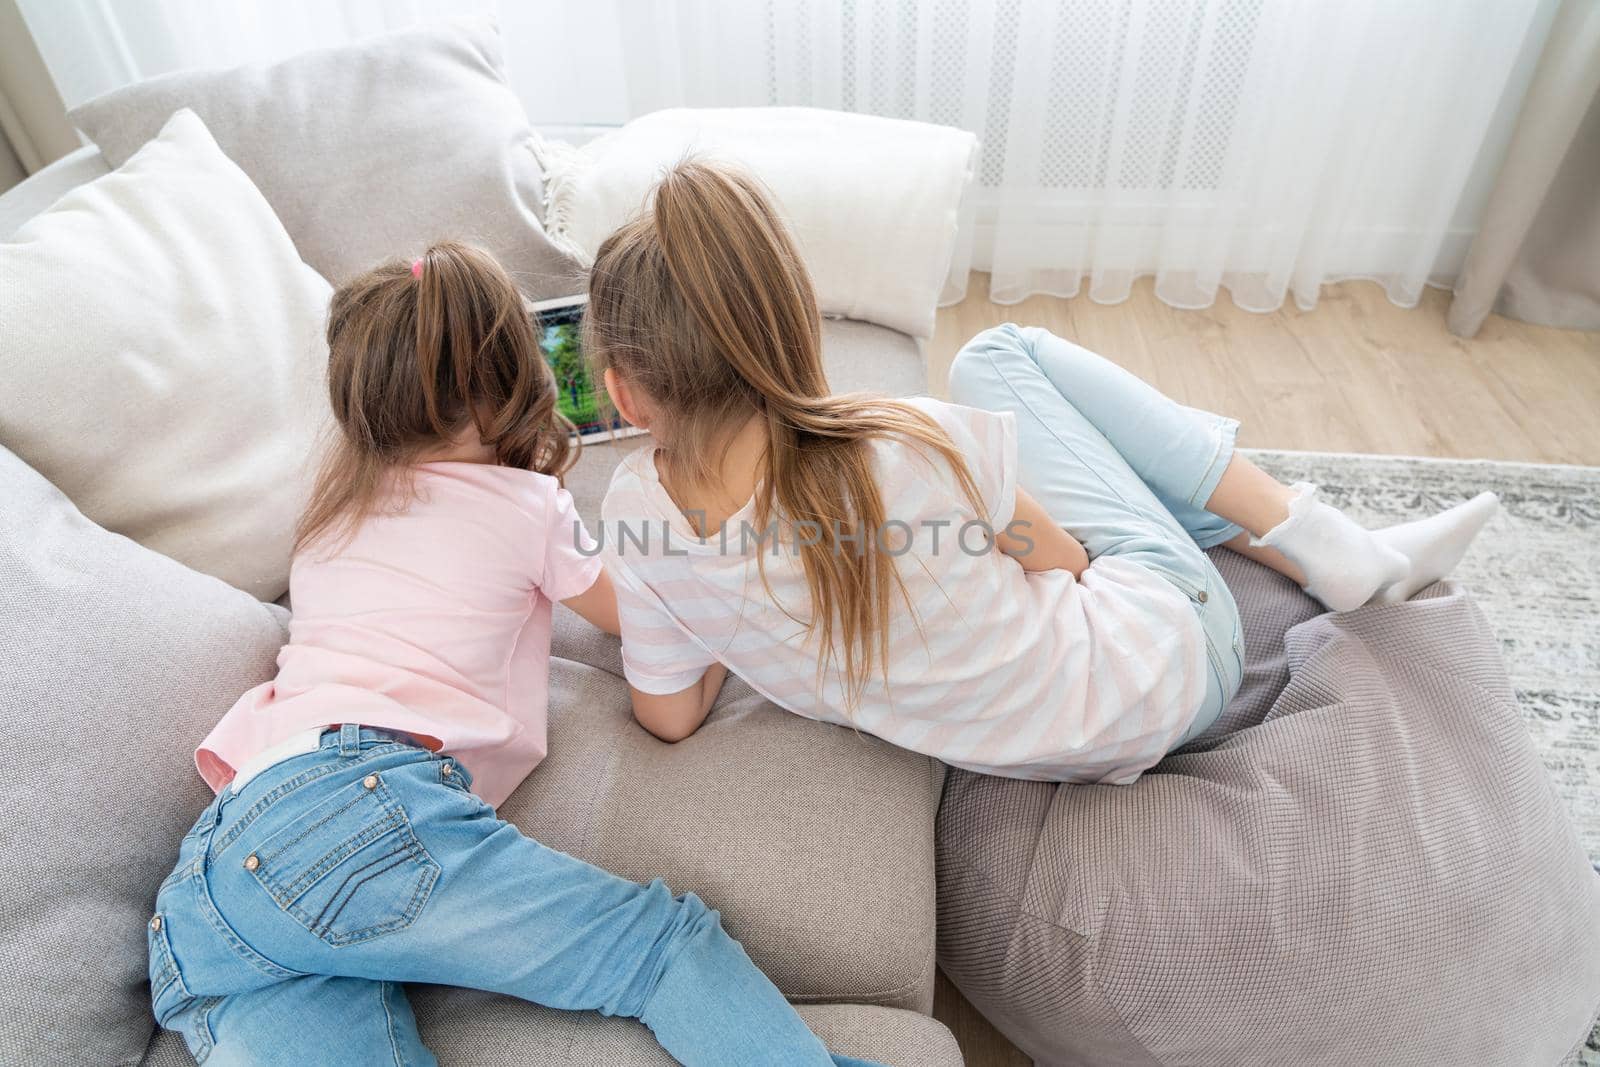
529, 295, 645, 444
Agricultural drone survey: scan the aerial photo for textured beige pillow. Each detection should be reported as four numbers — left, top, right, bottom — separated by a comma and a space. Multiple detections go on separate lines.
0, 109, 332, 600
70, 17, 584, 301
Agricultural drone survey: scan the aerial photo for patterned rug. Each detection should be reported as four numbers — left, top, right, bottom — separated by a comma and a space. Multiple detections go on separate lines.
1245, 449, 1600, 1064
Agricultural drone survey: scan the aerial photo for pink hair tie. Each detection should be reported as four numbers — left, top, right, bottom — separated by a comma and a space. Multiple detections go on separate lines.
410, 258, 424, 278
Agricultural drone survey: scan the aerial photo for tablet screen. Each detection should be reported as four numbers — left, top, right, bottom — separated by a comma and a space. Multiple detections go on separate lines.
535, 299, 643, 443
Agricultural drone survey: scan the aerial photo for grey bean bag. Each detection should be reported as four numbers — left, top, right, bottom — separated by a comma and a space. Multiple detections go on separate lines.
937, 548, 1600, 1066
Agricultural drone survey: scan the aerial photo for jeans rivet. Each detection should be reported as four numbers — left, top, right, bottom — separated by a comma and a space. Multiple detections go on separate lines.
363, 774, 379, 790
1197, 590, 1209, 603
441, 763, 453, 777
150, 915, 161, 932
244, 854, 260, 872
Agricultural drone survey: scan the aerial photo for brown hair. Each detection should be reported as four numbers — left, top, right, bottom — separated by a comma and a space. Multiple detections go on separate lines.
584, 160, 982, 705
296, 241, 576, 553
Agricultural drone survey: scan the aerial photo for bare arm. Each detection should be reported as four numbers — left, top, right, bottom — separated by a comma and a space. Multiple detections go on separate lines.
994, 488, 1089, 579
561, 568, 621, 636
630, 663, 729, 743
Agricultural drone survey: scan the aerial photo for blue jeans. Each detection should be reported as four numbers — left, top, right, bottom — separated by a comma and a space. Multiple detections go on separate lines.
149, 726, 877, 1066
948, 324, 1245, 740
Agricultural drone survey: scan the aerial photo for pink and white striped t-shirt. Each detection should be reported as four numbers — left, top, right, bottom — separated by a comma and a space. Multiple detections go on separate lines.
600, 398, 1208, 784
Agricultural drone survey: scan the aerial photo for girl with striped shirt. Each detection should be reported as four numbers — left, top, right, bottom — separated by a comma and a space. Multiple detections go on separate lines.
587, 161, 1498, 783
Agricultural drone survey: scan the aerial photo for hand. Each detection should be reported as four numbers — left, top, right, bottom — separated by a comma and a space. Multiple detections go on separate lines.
995, 489, 1089, 578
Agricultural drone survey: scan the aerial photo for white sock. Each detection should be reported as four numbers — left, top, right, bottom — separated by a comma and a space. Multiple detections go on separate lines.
1252, 483, 1410, 612
1369, 491, 1499, 604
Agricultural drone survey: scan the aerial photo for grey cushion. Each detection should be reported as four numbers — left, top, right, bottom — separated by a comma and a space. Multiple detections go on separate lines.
69, 18, 583, 300
141, 997, 962, 1066
533, 607, 943, 1012
936, 549, 1600, 1066
820, 317, 929, 397
0, 145, 109, 239
0, 447, 290, 1067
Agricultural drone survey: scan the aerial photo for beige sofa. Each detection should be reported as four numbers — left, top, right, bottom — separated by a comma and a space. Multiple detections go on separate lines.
0, 139, 960, 1065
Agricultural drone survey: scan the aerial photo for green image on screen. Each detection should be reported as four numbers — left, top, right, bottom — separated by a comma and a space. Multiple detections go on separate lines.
539, 305, 625, 438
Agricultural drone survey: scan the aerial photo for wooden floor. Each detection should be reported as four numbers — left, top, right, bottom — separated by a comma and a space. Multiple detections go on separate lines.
924, 275, 1600, 1067
929, 276, 1600, 465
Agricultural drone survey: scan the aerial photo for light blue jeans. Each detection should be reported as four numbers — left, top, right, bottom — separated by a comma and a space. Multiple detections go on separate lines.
949, 324, 1245, 740
149, 726, 877, 1066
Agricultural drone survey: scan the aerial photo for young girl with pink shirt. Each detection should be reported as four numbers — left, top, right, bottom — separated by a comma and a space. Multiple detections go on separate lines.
149, 243, 875, 1067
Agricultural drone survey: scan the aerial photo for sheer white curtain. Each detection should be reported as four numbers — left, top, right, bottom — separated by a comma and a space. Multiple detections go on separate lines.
21, 0, 1558, 312
614, 0, 1558, 311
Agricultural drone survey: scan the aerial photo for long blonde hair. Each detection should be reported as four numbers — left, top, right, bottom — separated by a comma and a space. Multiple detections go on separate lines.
297, 241, 576, 553
584, 160, 982, 704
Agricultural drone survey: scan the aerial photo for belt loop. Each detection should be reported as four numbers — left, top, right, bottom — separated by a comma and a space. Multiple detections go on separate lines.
338, 723, 361, 758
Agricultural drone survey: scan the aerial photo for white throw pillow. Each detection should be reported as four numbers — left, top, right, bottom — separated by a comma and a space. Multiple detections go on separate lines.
0, 108, 332, 601
539, 107, 977, 340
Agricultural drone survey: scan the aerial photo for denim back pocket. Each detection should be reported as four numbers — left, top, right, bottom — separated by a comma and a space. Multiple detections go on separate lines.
244, 770, 439, 947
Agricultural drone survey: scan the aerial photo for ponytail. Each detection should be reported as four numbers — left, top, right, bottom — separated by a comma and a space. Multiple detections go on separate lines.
297, 241, 575, 553
586, 160, 983, 706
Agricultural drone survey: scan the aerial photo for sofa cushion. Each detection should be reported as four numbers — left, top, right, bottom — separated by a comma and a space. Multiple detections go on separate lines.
0, 446, 290, 1067
532, 611, 943, 1012
0, 109, 332, 602
70, 17, 583, 301
141, 997, 962, 1066
935, 549, 1600, 1066
819, 317, 930, 398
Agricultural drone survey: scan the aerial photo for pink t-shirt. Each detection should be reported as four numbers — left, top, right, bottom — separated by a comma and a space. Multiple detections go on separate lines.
197, 462, 601, 808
